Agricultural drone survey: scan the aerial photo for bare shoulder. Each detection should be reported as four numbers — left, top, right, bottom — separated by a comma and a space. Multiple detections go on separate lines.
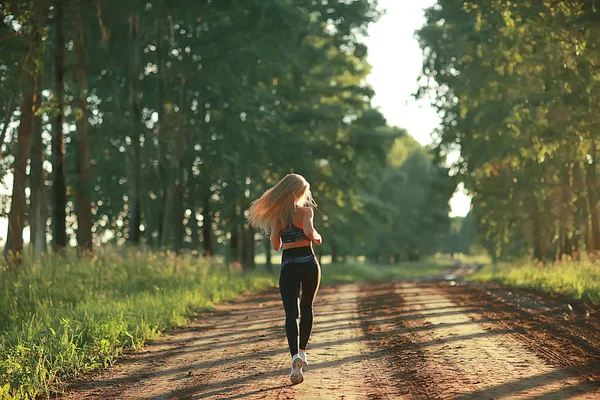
297, 207, 314, 217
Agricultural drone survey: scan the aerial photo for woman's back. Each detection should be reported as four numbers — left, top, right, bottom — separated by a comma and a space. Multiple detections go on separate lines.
279, 208, 310, 244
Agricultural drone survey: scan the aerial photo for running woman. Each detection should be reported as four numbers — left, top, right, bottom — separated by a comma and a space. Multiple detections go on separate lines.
248, 173, 322, 385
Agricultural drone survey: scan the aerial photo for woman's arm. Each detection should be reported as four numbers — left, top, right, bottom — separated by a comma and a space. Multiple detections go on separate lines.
270, 222, 282, 251
302, 208, 322, 245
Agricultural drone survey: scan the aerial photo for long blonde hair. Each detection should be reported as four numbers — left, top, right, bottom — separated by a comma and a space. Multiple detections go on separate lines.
248, 173, 317, 234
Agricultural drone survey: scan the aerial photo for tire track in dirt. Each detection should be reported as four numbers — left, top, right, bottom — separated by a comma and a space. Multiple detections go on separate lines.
59, 285, 396, 400
440, 282, 600, 384
360, 281, 600, 399
57, 280, 600, 400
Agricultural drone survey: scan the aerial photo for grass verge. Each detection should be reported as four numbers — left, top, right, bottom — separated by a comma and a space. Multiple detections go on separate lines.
0, 249, 274, 399
320, 258, 454, 284
468, 260, 600, 304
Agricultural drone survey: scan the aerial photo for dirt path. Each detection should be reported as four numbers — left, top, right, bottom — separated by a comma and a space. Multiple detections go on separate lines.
60, 281, 600, 399
60, 285, 395, 400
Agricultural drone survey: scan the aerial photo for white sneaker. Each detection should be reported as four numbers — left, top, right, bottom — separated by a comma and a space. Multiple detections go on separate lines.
290, 354, 304, 384
298, 351, 309, 366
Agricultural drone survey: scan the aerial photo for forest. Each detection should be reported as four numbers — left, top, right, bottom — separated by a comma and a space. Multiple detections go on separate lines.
0, 0, 454, 268
418, 0, 600, 262
3, 1, 600, 398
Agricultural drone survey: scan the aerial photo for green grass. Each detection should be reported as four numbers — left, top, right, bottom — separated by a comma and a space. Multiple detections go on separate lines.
0, 249, 274, 399
468, 260, 600, 304
320, 258, 454, 284
0, 250, 463, 399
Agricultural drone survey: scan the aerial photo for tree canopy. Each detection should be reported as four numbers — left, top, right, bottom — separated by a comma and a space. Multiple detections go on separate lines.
417, 0, 600, 262
0, 0, 456, 266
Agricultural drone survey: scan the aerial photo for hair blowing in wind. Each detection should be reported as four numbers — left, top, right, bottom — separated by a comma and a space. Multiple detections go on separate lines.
248, 174, 317, 234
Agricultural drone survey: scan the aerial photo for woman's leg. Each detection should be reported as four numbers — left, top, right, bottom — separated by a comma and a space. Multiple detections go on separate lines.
299, 261, 321, 351
279, 264, 301, 356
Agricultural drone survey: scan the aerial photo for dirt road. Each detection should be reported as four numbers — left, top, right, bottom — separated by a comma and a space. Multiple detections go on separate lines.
60, 280, 600, 399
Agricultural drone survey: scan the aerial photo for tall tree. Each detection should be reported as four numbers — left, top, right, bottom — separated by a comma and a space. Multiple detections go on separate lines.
4, 89, 36, 263
29, 70, 47, 260
127, 11, 142, 245
52, 0, 68, 250
73, 0, 93, 251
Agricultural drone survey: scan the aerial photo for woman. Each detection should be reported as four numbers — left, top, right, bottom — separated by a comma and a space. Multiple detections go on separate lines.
248, 173, 322, 385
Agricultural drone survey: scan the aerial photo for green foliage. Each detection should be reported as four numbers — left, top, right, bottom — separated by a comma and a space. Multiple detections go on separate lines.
361, 135, 455, 263
0, 250, 274, 398
417, 0, 600, 262
470, 259, 600, 304
443, 213, 478, 255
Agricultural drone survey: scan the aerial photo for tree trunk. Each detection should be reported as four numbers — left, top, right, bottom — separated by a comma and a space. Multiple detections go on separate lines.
172, 182, 184, 252
128, 12, 142, 245
532, 198, 545, 263
264, 238, 273, 272
573, 161, 590, 256
236, 223, 244, 263
202, 192, 213, 256
172, 80, 186, 252
73, 0, 93, 251
160, 187, 174, 248
330, 242, 338, 264
243, 225, 256, 269
560, 166, 574, 259
29, 73, 47, 260
52, 0, 68, 250
155, 20, 168, 244
230, 226, 238, 262
4, 90, 35, 264
585, 143, 600, 252
0, 94, 16, 161
188, 196, 200, 248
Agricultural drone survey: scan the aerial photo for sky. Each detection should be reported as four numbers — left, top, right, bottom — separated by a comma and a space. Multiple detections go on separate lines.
364, 0, 471, 218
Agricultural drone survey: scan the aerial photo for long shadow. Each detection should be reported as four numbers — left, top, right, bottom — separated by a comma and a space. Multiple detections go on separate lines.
186, 305, 424, 344
122, 313, 485, 365
454, 363, 600, 399
445, 284, 600, 374
165, 348, 390, 399
138, 304, 477, 359
362, 281, 600, 399
227, 384, 289, 400
78, 306, 504, 395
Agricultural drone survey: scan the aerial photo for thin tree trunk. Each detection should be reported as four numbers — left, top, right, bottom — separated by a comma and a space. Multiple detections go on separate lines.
560, 166, 574, 258
235, 223, 244, 263
128, 12, 142, 245
73, 0, 93, 251
264, 238, 273, 272
532, 197, 545, 263
573, 161, 589, 256
160, 187, 174, 248
189, 196, 200, 248
29, 72, 47, 260
243, 225, 256, 269
330, 242, 338, 264
172, 79, 186, 252
202, 192, 213, 256
0, 94, 16, 161
585, 143, 600, 252
172, 183, 184, 252
52, 0, 68, 250
4, 90, 35, 264
155, 19, 168, 244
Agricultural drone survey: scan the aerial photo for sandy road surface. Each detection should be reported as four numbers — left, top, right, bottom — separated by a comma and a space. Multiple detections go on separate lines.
60, 281, 600, 399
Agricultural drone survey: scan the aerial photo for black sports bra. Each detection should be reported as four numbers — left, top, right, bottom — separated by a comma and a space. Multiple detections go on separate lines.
279, 212, 310, 243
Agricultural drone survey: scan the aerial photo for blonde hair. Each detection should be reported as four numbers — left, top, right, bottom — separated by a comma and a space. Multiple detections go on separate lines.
248, 173, 317, 234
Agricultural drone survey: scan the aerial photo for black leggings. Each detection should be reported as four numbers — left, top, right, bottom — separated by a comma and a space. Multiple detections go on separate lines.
279, 247, 321, 357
